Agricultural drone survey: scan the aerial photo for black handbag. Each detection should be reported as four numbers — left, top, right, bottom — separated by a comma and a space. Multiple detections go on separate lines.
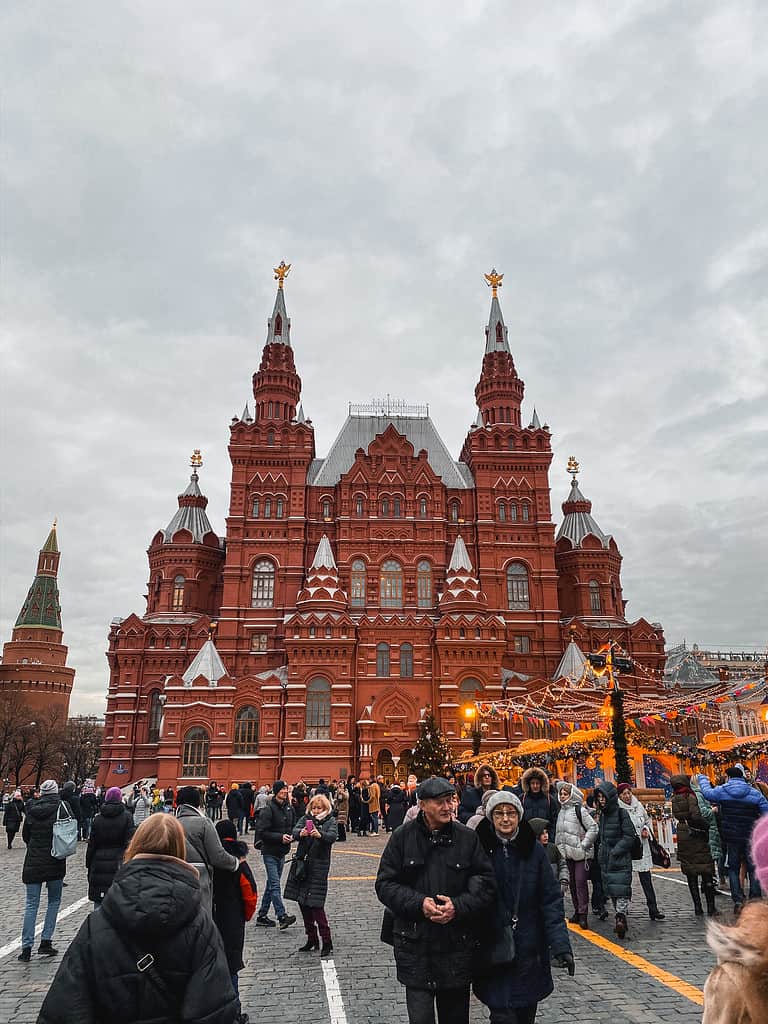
648, 834, 671, 869
630, 834, 643, 860
488, 868, 523, 968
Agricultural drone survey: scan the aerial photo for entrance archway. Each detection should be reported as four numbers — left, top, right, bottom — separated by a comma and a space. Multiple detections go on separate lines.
377, 748, 395, 785
395, 748, 412, 783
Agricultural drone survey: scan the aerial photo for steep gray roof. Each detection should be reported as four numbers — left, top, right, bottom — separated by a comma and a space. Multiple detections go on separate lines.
182, 639, 228, 686
311, 534, 337, 570
484, 294, 511, 355
309, 414, 474, 489
266, 285, 291, 346
163, 472, 218, 544
555, 478, 611, 549
448, 535, 474, 573
553, 640, 590, 683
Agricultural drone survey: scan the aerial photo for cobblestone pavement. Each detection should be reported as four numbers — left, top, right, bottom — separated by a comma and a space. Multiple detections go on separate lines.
0, 832, 723, 1023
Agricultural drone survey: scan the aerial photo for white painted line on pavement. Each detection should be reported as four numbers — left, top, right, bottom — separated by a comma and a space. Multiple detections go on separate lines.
652, 873, 689, 887
320, 958, 349, 1024
0, 896, 90, 961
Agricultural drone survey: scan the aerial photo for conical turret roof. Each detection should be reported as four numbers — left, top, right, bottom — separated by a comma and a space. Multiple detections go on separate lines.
296, 535, 347, 611
555, 476, 611, 549
439, 535, 487, 612
182, 638, 229, 686
484, 292, 510, 355
265, 284, 291, 346
15, 526, 63, 630
553, 640, 590, 683
163, 469, 217, 545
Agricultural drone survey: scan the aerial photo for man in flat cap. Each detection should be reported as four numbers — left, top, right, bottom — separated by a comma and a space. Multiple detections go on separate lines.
376, 776, 497, 1024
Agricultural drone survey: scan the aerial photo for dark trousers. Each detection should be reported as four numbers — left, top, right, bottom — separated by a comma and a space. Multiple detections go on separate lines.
489, 1006, 537, 1024
567, 859, 589, 916
590, 865, 606, 913
405, 987, 470, 1024
727, 840, 761, 904
638, 870, 659, 912
299, 903, 331, 943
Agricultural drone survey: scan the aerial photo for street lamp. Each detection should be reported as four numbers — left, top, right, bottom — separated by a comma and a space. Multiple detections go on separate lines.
462, 704, 482, 756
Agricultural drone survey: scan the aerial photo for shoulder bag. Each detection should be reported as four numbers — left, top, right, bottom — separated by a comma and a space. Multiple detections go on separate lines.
488, 865, 524, 967
648, 833, 671, 868
51, 802, 79, 859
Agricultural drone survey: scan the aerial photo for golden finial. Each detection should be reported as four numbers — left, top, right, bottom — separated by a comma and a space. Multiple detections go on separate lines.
190, 449, 203, 469
273, 260, 291, 289
52, 517, 57, 529
567, 456, 580, 479
484, 268, 504, 299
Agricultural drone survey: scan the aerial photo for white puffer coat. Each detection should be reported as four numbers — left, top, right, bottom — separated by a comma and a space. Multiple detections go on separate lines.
554, 782, 598, 862
621, 793, 653, 872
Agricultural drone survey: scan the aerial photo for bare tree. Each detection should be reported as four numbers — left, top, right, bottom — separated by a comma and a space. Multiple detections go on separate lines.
62, 717, 104, 785
29, 706, 66, 787
0, 693, 33, 785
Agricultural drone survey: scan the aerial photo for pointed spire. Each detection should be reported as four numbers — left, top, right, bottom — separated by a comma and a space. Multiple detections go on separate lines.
163, 452, 217, 544
483, 269, 510, 355
16, 525, 63, 629
448, 535, 474, 573
439, 535, 487, 612
182, 638, 229, 687
296, 403, 306, 424
296, 535, 347, 611
241, 402, 253, 423
553, 638, 590, 683
42, 521, 59, 554
472, 408, 485, 430
265, 265, 291, 346
555, 459, 611, 548
311, 534, 337, 571
529, 407, 541, 429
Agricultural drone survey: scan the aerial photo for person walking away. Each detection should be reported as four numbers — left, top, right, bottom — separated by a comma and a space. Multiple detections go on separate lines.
18, 780, 67, 962
696, 766, 768, 913
458, 764, 500, 824
240, 782, 254, 833
358, 781, 372, 836
37, 814, 239, 1024
617, 783, 664, 921
691, 775, 725, 886
595, 781, 636, 939
348, 782, 362, 835
701, 815, 768, 1023
291, 781, 308, 818
513, 767, 559, 833
284, 793, 338, 956
368, 777, 382, 835
555, 781, 598, 928
385, 781, 408, 831
377, 775, 390, 831
671, 773, 717, 916
375, 777, 497, 1024
132, 786, 152, 828
175, 785, 241, 915
226, 783, 245, 834
4, 789, 24, 849
86, 786, 135, 908
213, 820, 258, 1024
254, 780, 297, 929
205, 782, 219, 821
474, 792, 574, 1023
60, 781, 83, 841
79, 783, 98, 840
333, 784, 349, 841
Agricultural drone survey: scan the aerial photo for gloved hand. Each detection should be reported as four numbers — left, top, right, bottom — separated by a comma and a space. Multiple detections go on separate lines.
554, 952, 575, 976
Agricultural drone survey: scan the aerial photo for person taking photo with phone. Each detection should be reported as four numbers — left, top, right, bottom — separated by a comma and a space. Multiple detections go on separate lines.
284, 793, 338, 956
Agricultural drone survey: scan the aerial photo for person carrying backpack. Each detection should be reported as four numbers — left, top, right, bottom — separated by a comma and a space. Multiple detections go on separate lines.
555, 781, 598, 928
213, 820, 258, 1024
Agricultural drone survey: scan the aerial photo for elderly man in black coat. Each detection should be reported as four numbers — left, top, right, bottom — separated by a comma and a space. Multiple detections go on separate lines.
376, 777, 497, 1024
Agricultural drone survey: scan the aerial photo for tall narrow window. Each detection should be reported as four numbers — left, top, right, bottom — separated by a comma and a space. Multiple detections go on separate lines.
450, 502, 459, 522
350, 559, 366, 608
322, 499, 331, 520
252, 497, 260, 518
276, 498, 284, 518
589, 580, 602, 614
267, 429, 275, 446
234, 706, 260, 754
380, 559, 403, 608
148, 690, 162, 743
510, 504, 518, 522
506, 563, 530, 609
381, 498, 390, 517
376, 642, 391, 676
268, 401, 273, 418
419, 497, 427, 518
182, 727, 209, 777
172, 575, 185, 611
355, 495, 364, 517
417, 560, 432, 608
498, 503, 506, 521
305, 678, 331, 739
251, 560, 275, 607
522, 503, 530, 521
393, 498, 401, 518
264, 498, 272, 518
400, 642, 414, 679
274, 313, 282, 337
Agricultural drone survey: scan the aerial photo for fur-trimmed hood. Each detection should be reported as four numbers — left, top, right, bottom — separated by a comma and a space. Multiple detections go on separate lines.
474, 763, 501, 790
707, 901, 768, 971
521, 767, 550, 796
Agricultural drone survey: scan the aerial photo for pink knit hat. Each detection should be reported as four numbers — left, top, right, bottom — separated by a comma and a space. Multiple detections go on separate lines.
750, 814, 768, 891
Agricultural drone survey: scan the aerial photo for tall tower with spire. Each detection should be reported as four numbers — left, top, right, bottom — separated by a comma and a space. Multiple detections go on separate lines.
0, 523, 76, 716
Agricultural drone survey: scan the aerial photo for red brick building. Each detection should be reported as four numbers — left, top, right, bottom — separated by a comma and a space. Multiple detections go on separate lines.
0, 524, 76, 717
97, 269, 665, 789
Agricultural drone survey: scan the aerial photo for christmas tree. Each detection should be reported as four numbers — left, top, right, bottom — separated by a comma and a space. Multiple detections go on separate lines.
610, 686, 632, 785
410, 707, 453, 780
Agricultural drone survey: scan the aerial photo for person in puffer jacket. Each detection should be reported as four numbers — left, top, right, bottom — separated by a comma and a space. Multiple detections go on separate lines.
458, 764, 500, 824
555, 782, 598, 929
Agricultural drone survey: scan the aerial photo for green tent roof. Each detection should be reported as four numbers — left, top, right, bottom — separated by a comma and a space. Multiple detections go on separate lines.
15, 575, 62, 630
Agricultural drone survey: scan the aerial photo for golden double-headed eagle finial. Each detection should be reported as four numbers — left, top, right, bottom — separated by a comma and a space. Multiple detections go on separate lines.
567, 456, 580, 479
484, 268, 504, 298
273, 260, 291, 288
190, 449, 203, 470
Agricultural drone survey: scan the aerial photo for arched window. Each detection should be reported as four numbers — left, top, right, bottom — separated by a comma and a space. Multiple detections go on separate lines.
251, 560, 275, 608
498, 503, 506, 521
355, 495, 364, 517
322, 499, 332, 520
148, 690, 162, 743
350, 559, 366, 608
267, 429, 275, 446
510, 504, 518, 522
252, 497, 260, 517
276, 498, 284, 518
274, 313, 282, 337
172, 575, 185, 611
380, 559, 403, 608
182, 727, 209, 777
381, 497, 390, 517
264, 498, 272, 518
393, 498, 402, 518
496, 322, 504, 346
450, 501, 459, 522
419, 496, 427, 518
589, 580, 602, 614
506, 563, 530, 609
306, 678, 331, 739
522, 503, 530, 521
377, 642, 391, 677
417, 560, 432, 608
234, 705, 260, 754
400, 642, 414, 678
268, 401, 273, 418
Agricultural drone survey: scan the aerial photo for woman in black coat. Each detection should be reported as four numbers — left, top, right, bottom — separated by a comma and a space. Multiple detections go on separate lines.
284, 793, 338, 956
85, 786, 135, 906
348, 782, 362, 835
595, 781, 636, 939
3, 790, 24, 849
385, 783, 408, 830
474, 792, 573, 1023
212, 818, 258, 1016
38, 814, 239, 1024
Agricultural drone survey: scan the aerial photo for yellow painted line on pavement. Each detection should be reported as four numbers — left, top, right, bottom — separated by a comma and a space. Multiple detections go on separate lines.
329, 875, 377, 881
567, 923, 704, 1006
340, 850, 381, 859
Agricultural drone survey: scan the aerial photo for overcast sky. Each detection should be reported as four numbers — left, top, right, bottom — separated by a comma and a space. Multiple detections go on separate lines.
1, 1, 767, 716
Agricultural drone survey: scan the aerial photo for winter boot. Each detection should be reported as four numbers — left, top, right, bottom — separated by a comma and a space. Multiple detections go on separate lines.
37, 940, 58, 956
299, 928, 319, 952
687, 875, 704, 915
320, 939, 333, 957
578, 913, 589, 929
568, 912, 580, 924
614, 913, 628, 939
704, 881, 718, 916
17, 947, 31, 962
649, 908, 666, 920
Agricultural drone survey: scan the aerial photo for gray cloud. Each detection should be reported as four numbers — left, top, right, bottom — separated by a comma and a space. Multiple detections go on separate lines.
2, 1, 767, 714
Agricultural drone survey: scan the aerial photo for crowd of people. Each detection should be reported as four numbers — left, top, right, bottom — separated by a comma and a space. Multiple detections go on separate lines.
4, 759, 768, 1023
